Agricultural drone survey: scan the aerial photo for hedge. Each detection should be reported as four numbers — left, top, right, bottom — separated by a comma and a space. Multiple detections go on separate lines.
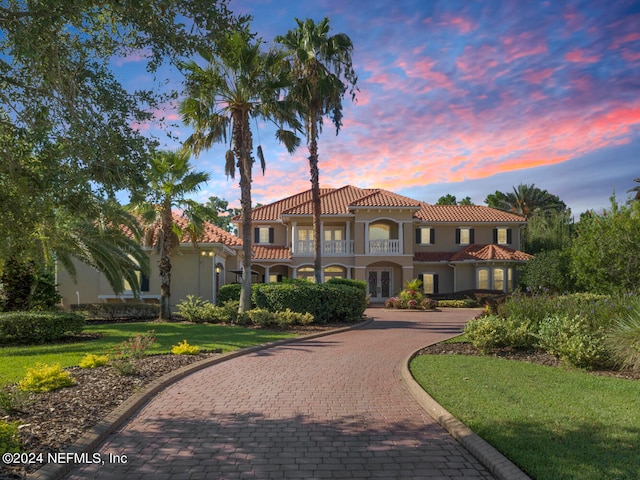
0, 311, 85, 345
70, 303, 160, 321
218, 282, 367, 323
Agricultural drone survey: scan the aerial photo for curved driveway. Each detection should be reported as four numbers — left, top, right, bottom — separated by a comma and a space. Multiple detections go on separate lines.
66, 308, 495, 479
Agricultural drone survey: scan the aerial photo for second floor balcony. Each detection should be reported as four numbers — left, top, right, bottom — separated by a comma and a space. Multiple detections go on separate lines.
368, 239, 401, 255
295, 240, 354, 256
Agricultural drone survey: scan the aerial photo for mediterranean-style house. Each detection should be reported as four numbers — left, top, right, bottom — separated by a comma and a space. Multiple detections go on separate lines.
241, 185, 531, 303
56, 185, 532, 309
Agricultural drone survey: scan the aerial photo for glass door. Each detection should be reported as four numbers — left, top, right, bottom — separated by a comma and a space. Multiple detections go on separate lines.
367, 269, 392, 302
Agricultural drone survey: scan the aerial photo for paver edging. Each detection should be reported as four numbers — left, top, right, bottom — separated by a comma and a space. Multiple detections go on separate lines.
400, 350, 533, 480
29, 319, 374, 480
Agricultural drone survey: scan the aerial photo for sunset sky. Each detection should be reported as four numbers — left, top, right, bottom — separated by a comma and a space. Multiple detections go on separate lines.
120, 0, 640, 216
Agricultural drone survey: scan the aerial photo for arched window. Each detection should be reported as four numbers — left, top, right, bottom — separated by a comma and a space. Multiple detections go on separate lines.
369, 222, 391, 240
297, 267, 315, 282
324, 266, 345, 280
477, 268, 489, 290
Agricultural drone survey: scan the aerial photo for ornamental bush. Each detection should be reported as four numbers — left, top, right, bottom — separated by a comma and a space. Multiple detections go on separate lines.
0, 420, 21, 454
464, 315, 537, 353
18, 363, 75, 393
607, 303, 640, 372
250, 282, 365, 323
171, 340, 200, 355
0, 311, 85, 345
177, 296, 228, 323
536, 314, 612, 369
79, 354, 109, 369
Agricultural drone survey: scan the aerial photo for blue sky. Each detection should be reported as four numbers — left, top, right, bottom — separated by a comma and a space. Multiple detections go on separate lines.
117, 0, 640, 216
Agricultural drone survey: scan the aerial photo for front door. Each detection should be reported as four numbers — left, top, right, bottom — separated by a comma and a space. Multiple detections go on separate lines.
367, 269, 392, 303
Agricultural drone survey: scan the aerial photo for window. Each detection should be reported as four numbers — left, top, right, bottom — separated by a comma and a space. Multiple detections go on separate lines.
420, 273, 439, 294
477, 268, 489, 290
456, 227, 474, 245
324, 266, 345, 280
507, 268, 513, 292
255, 227, 274, 244
299, 228, 314, 241
416, 227, 435, 245
297, 266, 315, 282
369, 223, 390, 240
493, 269, 505, 291
494, 228, 512, 245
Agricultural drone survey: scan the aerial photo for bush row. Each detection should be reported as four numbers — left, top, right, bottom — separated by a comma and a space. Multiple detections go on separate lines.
217, 279, 367, 323
71, 303, 159, 321
464, 292, 640, 370
0, 311, 85, 345
177, 296, 315, 328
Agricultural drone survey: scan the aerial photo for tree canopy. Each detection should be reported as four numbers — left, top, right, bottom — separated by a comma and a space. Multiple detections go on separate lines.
485, 184, 566, 218
435, 194, 474, 205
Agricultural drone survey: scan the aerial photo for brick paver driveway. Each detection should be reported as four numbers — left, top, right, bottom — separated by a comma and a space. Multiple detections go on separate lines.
66, 307, 495, 479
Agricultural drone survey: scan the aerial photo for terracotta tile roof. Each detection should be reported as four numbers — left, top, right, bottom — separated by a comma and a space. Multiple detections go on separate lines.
140, 212, 242, 247
282, 185, 376, 215
450, 244, 534, 262
249, 188, 334, 220
247, 185, 525, 223
416, 205, 526, 223
414, 244, 533, 262
413, 251, 457, 262
252, 245, 291, 261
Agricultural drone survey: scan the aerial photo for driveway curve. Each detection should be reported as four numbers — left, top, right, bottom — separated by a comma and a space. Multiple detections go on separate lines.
65, 307, 495, 479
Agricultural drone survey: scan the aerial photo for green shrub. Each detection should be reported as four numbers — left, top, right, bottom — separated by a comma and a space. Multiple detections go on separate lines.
71, 303, 159, 321
536, 314, 611, 369
0, 386, 29, 414
464, 315, 536, 353
437, 299, 479, 308
247, 308, 276, 327
253, 282, 365, 323
78, 354, 109, 369
0, 419, 21, 454
177, 296, 229, 323
273, 308, 314, 328
18, 363, 75, 392
607, 304, 640, 371
326, 278, 366, 293
0, 311, 85, 344
217, 284, 242, 305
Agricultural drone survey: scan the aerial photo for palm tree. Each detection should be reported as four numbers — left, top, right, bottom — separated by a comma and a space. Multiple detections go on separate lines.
179, 30, 300, 314
487, 184, 566, 218
276, 18, 358, 283
128, 150, 212, 320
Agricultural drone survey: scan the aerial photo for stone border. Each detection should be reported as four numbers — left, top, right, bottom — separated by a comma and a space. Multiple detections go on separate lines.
29, 321, 372, 480
400, 350, 533, 480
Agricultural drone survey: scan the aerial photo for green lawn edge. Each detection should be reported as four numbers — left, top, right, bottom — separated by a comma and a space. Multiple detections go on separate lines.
0, 322, 296, 385
410, 354, 640, 480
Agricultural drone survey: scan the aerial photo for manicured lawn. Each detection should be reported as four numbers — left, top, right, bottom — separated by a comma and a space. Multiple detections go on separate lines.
411, 354, 640, 480
0, 322, 296, 385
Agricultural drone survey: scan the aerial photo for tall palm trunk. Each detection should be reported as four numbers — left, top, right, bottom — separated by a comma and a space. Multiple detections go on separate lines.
159, 201, 174, 319
309, 119, 322, 283
235, 110, 253, 314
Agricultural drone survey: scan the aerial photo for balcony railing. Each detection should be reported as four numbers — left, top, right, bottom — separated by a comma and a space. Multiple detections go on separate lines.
295, 240, 354, 256
368, 239, 401, 255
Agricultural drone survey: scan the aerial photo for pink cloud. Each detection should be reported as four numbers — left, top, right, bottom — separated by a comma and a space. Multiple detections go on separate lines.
437, 14, 477, 34
565, 49, 601, 63
501, 33, 548, 62
523, 67, 555, 85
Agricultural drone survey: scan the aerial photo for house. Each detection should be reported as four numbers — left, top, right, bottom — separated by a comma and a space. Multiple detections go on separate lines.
56, 213, 242, 309
236, 185, 532, 303
56, 185, 532, 309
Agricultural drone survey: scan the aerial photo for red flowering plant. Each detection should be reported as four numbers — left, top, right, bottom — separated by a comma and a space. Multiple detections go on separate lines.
108, 330, 156, 375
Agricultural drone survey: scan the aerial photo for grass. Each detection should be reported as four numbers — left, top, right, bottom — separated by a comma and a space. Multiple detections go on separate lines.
410, 354, 640, 480
0, 322, 296, 385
